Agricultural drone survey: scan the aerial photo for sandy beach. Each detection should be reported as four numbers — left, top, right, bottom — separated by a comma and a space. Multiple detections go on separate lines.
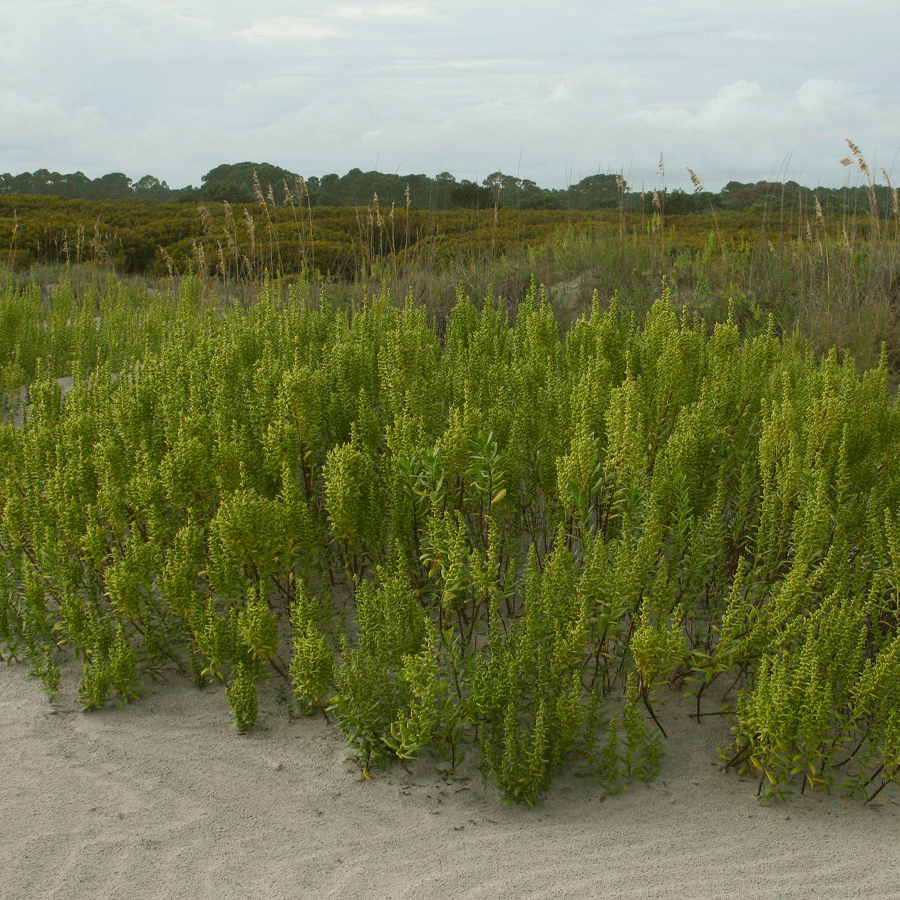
2, 654, 898, 900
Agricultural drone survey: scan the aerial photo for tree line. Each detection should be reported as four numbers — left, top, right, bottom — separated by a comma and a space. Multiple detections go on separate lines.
1, 162, 894, 215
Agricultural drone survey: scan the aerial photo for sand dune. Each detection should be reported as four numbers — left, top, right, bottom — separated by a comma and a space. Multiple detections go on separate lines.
2, 657, 898, 900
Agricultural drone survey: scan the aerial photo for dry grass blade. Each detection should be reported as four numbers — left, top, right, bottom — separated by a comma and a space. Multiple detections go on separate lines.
158, 245, 176, 278
244, 209, 256, 249
883, 170, 900, 221
846, 139, 871, 179
253, 169, 265, 206
198, 204, 212, 235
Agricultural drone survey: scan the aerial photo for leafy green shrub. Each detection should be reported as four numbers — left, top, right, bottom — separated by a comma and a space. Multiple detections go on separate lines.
2, 267, 900, 806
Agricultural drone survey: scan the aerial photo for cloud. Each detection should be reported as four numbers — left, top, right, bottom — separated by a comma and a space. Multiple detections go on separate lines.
335, 3, 432, 19
384, 57, 533, 74
630, 81, 793, 137
0, 91, 105, 153
628, 78, 867, 161
795, 78, 853, 119
629, 106, 691, 127
692, 80, 766, 130
234, 17, 339, 42
443, 58, 531, 70
726, 29, 791, 42
2, 0, 898, 194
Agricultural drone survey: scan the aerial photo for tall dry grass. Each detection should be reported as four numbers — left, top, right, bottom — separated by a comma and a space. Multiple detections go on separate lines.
4, 149, 898, 382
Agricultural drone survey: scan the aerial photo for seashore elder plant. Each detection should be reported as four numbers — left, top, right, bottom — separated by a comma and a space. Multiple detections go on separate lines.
1, 267, 900, 806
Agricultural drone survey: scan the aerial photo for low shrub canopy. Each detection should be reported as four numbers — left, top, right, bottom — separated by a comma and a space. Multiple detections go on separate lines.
2, 268, 900, 805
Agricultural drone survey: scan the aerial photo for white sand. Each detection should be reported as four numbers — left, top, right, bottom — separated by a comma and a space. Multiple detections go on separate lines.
2, 657, 898, 900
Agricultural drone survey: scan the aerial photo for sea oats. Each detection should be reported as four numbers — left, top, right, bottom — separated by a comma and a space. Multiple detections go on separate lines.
846, 139, 871, 179
253, 169, 265, 206
244, 209, 256, 254
198, 204, 212, 235
158, 245, 176, 278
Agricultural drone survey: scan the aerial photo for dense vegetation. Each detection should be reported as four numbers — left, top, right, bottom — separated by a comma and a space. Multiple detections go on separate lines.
1, 147, 899, 805
3, 150, 897, 213
1, 188, 897, 289
3, 144, 897, 291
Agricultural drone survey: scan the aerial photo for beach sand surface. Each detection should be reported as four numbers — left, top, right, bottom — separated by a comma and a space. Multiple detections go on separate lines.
2, 656, 899, 900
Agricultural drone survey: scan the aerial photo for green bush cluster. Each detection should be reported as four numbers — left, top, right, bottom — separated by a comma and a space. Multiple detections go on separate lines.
1, 272, 900, 805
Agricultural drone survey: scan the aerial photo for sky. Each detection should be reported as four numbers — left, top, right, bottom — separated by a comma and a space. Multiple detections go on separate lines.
1, 0, 898, 193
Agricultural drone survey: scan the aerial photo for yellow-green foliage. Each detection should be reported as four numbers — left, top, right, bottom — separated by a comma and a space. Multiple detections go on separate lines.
2, 271, 900, 804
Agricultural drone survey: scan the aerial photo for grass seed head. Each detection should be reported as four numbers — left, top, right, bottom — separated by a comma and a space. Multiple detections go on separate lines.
253, 169, 265, 205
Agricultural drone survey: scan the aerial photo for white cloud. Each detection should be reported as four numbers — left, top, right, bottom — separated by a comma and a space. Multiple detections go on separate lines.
335, 3, 432, 19
234, 18, 339, 42
444, 58, 530, 70
693, 81, 765, 130
629, 106, 692, 127
0, 91, 105, 153
385, 57, 532, 74
1, 0, 897, 192
631, 80, 801, 139
796, 78, 853, 119
727, 29, 791, 42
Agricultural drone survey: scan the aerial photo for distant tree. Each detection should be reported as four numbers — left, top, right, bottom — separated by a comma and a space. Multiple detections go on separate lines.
481, 172, 523, 207
90, 172, 133, 201
477, 174, 561, 210
200, 181, 254, 204
57, 172, 93, 199
201, 162, 299, 204
664, 188, 710, 215
175, 186, 201, 203
451, 180, 493, 209
6, 162, 885, 216
133, 175, 171, 200
339, 168, 376, 206
565, 173, 620, 210
518, 188, 564, 210
719, 181, 749, 210
431, 172, 455, 206
400, 173, 433, 208
314, 174, 342, 206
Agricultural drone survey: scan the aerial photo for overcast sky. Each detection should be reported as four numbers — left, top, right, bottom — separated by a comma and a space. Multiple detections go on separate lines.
2, 0, 898, 192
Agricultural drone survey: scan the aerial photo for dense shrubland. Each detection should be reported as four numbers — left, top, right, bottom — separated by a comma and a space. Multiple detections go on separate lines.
3, 155, 897, 214
2, 251, 900, 805
0, 192, 781, 278
3, 140, 899, 288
